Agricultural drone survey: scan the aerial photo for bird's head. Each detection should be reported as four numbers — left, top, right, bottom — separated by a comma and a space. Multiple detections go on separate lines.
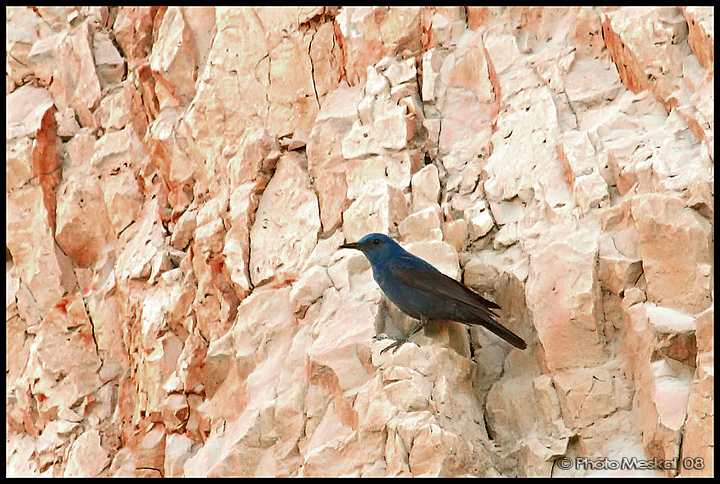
340, 233, 401, 265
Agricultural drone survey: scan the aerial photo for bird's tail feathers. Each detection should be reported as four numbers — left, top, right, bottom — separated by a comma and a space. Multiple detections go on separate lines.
458, 307, 527, 350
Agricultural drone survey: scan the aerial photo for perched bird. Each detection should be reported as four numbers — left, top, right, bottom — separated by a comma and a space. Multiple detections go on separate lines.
340, 233, 526, 354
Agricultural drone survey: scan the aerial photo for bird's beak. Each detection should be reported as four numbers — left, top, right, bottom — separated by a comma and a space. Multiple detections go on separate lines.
340, 241, 361, 250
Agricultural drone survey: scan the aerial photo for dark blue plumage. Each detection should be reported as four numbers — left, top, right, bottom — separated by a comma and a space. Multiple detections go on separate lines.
341, 233, 526, 353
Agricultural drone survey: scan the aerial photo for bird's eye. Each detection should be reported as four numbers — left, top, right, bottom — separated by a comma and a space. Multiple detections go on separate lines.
373, 238, 380, 245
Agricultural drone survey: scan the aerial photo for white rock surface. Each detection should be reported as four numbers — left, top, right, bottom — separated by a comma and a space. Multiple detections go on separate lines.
6, 6, 713, 478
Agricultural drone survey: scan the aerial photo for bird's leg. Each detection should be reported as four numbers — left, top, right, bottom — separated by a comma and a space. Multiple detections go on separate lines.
409, 318, 426, 336
379, 316, 427, 355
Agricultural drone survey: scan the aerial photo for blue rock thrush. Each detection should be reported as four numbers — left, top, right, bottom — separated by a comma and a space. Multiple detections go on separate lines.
340, 233, 526, 354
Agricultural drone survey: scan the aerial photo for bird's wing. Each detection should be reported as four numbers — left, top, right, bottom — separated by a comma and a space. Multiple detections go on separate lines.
388, 255, 527, 350
388, 255, 500, 313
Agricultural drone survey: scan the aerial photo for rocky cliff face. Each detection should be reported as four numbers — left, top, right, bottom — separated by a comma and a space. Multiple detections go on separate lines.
6, 6, 713, 477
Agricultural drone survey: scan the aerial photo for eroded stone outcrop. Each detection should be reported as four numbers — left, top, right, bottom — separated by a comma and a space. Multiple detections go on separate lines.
6, 6, 713, 477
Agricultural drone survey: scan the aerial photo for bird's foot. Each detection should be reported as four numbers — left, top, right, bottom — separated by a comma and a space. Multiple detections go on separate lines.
379, 337, 413, 355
